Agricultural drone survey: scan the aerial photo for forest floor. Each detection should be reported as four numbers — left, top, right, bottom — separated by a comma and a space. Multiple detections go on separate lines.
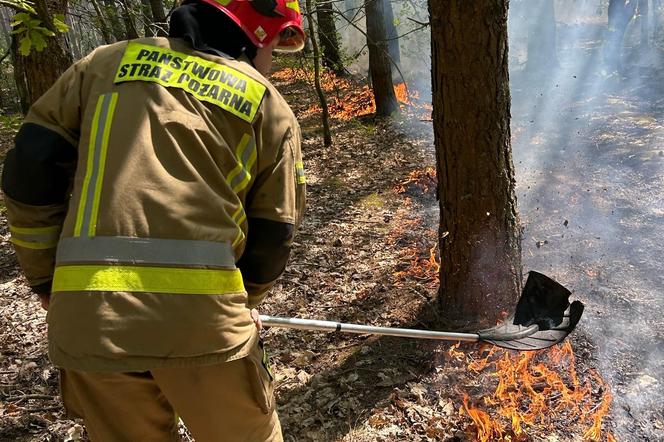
0, 52, 663, 442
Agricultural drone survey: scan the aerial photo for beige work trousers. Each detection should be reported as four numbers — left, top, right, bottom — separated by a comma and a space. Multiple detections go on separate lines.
59, 342, 282, 442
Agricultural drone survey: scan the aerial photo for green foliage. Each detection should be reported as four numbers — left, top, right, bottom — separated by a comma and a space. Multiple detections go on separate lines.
10, 11, 69, 56
0, 114, 22, 132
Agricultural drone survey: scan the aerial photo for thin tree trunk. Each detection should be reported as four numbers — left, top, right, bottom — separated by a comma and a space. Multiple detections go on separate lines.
316, 0, 345, 76
65, 11, 81, 59
306, 0, 332, 146
0, 7, 11, 46
429, 0, 522, 328
149, 0, 168, 37
382, 0, 401, 78
365, 0, 398, 116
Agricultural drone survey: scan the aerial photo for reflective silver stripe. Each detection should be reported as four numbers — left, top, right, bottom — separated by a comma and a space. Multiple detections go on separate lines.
75, 93, 118, 237
56, 236, 236, 268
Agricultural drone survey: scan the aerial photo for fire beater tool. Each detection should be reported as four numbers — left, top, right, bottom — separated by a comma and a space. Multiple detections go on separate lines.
260, 271, 584, 351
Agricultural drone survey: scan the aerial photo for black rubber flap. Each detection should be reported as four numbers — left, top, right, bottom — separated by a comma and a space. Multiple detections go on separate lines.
477, 272, 584, 351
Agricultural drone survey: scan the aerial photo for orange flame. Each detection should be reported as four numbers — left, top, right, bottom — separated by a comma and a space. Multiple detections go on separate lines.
456, 341, 614, 440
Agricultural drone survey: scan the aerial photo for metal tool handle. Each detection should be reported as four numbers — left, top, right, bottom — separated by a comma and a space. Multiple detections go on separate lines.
259, 315, 480, 342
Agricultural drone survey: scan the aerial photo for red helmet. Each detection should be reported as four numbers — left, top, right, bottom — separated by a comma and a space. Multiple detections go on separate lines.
199, 0, 306, 53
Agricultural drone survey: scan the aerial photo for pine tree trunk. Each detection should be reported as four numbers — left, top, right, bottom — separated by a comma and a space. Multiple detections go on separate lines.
316, 0, 345, 76
149, 0, 168, 37
306, 0, 332, 146
11, 0, 73, 110
365, 0, 398, 116
382, 0, 401, 78
429, 0, 522, 328
525, 0, 558, 72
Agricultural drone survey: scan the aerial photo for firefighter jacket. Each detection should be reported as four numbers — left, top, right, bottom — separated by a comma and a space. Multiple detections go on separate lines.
1, 37, 306, 371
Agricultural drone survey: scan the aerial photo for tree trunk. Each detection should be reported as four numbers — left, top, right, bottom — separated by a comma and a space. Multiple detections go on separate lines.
429, 0, 522, 328
365, 0, 398, 117
382, 0, 401, 79
0, 7, 11, 46
525, 0, 558, 72
306, 0, 332, 146
149, 0, 168, 37
604, 0, 638, 67
11, 0, 73, 110
316, 0, 345, 76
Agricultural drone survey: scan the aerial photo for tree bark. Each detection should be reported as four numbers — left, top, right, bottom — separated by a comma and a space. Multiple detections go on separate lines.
525, 0, 558, 72
306, 0, 332, 146
0, 6, 11, 46
382, 0, 401, 78
429, 0, 522, 328
316, 0, 345, 76
149, 0, 168, 37
365, 0, 398, 117
11, 0, 73, 110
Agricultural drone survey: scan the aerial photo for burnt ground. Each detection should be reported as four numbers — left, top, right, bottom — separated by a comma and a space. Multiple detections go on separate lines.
0, 52, 663, 441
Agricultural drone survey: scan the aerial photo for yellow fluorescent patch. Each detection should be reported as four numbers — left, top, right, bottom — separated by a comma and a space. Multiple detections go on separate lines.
52, 265, 245, 295
114, 42, 267, 122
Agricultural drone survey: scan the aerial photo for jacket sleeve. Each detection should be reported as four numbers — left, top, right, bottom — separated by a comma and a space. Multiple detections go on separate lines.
238, 124, 306, 308
1, 58, 87, 293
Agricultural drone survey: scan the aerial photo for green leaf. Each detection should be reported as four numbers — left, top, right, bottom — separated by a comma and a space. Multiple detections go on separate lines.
35, 26, 55, 37
53, 14, 69, 33
18, 35, 32, 56
31, 31, 46, 51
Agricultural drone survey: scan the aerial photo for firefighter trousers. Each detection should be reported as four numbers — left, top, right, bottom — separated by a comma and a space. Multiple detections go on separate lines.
59, 343, 282, 442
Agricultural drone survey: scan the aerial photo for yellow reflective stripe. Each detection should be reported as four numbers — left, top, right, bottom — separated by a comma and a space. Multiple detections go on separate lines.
9, 225, 61, 249
75, 93, 118, 237
88, 93, 118, 236
52, 265, 245, 294
75, 95, 105, 236
231, 206, 247, 248
226, 135, 251, 187
9, 225, 60, 235
10, 237, 58, 250
233, 147, 257, 193
114, 43, 267, 123
295, 161, 306, 184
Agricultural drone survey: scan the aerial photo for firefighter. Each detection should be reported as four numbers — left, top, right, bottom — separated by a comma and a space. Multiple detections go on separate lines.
1, 0, 306, 440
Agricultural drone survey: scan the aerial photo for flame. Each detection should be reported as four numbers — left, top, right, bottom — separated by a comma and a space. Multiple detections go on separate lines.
273, 67, 433, 121
456, 341, 614, 440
